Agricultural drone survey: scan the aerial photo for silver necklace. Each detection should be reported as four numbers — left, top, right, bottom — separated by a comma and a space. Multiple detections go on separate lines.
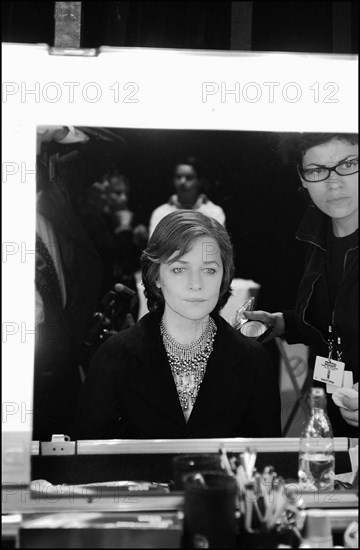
160, 317, 217, 411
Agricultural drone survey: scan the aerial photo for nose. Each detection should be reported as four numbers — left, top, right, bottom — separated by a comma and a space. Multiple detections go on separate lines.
188, 271, 202, 290
326, 173, 342, 189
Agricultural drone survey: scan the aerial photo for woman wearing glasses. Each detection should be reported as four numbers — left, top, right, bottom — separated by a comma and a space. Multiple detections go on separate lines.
245, 133, 358, 437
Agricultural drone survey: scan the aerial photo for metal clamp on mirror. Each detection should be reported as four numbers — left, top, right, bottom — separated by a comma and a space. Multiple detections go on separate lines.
49, 1, 98, 56
41, 434, 76, 456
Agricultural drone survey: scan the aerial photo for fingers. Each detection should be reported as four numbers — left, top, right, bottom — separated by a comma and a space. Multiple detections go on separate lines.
241, 311, 285, 341
342, 395, 359, 411
340, 406, 359, 427
243, 310, 269, 323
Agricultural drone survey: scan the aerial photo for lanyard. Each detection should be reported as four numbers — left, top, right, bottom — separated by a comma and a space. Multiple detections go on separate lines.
325, 229, 344, 362
327, 325, 343, 361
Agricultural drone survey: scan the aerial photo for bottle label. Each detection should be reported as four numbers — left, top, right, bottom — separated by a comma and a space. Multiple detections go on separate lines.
313, 355, 345, 387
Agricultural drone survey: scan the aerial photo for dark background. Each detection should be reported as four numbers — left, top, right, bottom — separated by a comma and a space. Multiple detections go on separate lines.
2, 1, 358, 53
85, 128, 307, 312
3, 1, 358, 311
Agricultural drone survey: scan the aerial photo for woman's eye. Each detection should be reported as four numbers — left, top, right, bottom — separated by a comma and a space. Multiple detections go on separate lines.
172, 267, 185, 273
204, 268, 216, 274
304, 168, 317, 176
344, 159, 358, 168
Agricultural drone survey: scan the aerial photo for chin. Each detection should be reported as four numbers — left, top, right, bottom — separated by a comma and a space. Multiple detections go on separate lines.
178, 307, 211, 321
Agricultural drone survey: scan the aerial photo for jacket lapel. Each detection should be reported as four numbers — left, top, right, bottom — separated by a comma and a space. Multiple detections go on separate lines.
127, 315, 186, 428
186, 333, 245, 432
124, 312, 248, 434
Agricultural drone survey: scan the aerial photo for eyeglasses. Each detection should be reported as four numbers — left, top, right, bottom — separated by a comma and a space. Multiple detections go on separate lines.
298, 158, 358, 182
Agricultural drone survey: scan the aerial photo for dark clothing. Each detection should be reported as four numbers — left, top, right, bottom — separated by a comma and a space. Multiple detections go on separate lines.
37, 183, 105, 347
34, 182, 104, 441
71, 311, 282, 439
283, 205, 358, 437
34, 134, 127, 440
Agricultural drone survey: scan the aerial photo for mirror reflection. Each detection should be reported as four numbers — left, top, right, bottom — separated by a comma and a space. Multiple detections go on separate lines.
34, 128, 358, 442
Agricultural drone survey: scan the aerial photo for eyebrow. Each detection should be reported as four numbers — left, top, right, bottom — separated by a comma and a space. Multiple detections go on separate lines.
304, 154, 358, 168
169, 259, 220, 266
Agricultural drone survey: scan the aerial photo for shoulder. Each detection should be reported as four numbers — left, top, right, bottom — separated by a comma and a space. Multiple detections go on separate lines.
149, 203, 176, 234
214, 317, 277, 393
214, 315, 270, 363
150, 203, 173, 219
199, 200, 226, 225
151, 202, 176, 217
91, 312, 159, 366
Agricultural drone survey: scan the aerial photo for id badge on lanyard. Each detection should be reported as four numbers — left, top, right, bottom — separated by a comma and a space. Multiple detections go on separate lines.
313, 325, 346, 391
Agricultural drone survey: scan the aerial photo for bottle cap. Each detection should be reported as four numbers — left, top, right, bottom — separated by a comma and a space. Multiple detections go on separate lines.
302, 509, 333, 545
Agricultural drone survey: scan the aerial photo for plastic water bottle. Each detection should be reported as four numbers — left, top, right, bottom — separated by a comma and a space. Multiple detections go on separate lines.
298, 387, 335, 491
299, 510, 333, 548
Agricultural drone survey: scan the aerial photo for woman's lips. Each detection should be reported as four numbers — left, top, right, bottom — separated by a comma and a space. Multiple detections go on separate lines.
327, 197, 349, 205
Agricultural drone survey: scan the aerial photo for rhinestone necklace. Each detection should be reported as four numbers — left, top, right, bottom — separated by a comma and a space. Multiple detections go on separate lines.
160, 317, 217, 411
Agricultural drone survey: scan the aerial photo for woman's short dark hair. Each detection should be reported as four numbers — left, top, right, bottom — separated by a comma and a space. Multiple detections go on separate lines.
295, 133, 358, 166
141, 210, 234, 314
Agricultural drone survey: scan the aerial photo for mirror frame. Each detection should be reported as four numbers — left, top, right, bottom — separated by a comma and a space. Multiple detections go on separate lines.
2, 43, 358, 485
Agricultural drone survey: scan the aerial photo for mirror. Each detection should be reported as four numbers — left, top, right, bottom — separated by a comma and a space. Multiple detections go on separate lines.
2, 43, 357, 484
34, 125, 310, 441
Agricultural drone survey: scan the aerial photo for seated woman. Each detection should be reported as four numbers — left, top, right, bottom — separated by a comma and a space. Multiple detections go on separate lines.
71, 210, 281, 439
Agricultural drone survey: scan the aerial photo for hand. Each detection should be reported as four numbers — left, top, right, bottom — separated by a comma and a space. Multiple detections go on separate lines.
37, 126, 89, 153
340, 383, 359, 427
242, 310, 285, 342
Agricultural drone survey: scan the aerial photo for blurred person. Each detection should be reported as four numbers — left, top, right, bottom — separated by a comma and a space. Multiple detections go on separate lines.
148, 156, 225, 237
71, 210, 281, 439
34, 126, 126, 440
103, 170, 148, 248
86, 170, 147, 304
243, 133, 358, 437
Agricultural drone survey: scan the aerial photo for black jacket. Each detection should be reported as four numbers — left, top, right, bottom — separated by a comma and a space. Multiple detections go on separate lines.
71, 311, 281, 439
34, 183, 105, 441
283, 205, 358, 437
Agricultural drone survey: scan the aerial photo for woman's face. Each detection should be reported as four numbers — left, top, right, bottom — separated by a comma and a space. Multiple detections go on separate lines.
300, 139, 358, 235
157, 236, 223, 323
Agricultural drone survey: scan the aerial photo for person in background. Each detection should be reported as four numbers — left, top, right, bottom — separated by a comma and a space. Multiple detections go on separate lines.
34, 126, 126, 440
94, 170, 148, 246
79, 170, 145, 295
99, 169, 148, 288
148, 156, 226, 237
71, 210, 281, 439
244, 133, 358, 437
